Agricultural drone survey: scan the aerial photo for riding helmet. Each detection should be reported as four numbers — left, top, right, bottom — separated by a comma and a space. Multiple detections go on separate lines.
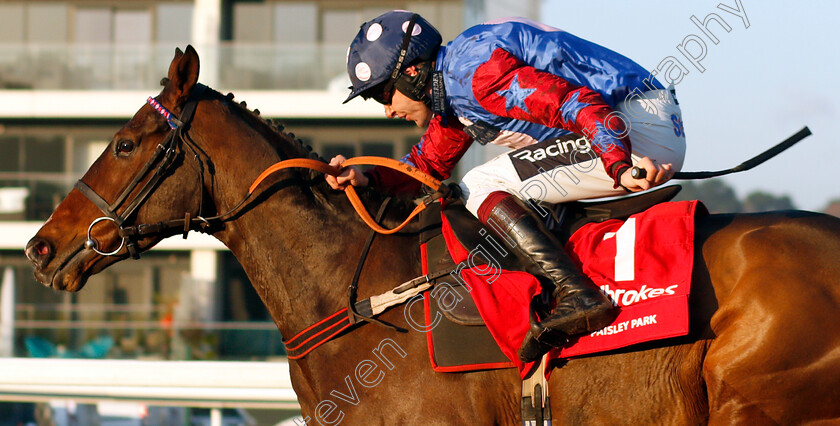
344, 10, 442, 104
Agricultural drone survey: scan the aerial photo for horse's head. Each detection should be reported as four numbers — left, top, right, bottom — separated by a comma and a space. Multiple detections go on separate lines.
25, 46, 208, 291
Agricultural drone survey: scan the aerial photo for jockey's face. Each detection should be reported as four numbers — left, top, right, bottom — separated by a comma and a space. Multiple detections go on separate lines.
384, 88, 432, 128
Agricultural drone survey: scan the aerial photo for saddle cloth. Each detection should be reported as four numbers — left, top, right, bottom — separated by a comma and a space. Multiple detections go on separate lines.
439, 200, 703, 378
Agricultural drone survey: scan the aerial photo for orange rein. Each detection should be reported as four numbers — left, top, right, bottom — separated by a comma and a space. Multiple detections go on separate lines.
248, 156, 445, 234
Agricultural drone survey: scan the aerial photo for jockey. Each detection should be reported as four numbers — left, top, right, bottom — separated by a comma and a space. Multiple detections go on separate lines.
327, 10, 686, 362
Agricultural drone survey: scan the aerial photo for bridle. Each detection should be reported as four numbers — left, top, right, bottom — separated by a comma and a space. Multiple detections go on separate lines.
76, 84, 215, 259
75, 82, 453, 260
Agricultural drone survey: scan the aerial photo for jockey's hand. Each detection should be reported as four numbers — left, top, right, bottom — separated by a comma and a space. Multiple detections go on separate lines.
325, 155, 369, 190
619, 156, 674, 192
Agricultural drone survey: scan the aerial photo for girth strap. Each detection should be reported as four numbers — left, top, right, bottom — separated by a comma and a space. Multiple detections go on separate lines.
283, 266, 452, 359
284, 309, 353, 360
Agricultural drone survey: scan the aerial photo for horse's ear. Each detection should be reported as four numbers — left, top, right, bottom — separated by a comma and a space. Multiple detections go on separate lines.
163, 45, 200, 107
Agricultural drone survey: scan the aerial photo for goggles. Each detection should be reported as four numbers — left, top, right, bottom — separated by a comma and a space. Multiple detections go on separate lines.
363, 82, 395, 105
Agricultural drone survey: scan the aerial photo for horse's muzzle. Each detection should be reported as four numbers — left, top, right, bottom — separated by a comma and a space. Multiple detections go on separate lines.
25, 237, 54, 271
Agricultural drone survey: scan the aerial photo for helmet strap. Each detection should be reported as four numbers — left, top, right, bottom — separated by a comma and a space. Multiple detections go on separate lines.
394, 60, 434, 107
381, 14, 419, 102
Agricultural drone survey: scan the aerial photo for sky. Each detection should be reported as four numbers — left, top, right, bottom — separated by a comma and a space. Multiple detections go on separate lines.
540, 0, 840, 211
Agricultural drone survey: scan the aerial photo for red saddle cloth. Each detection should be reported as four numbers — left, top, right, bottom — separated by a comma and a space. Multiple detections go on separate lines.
440, 200, 703, 378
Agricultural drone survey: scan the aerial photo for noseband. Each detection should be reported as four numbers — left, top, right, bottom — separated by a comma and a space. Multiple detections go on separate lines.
76, 84, 211, 259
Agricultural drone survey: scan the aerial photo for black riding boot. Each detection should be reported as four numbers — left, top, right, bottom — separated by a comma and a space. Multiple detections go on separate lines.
483, 195, 617, 363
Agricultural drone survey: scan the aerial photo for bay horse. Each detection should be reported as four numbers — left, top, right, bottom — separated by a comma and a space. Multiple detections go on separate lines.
25, 46, 840, 424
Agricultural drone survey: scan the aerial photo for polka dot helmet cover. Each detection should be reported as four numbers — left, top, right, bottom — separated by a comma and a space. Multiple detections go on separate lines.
344, 10, 442, 103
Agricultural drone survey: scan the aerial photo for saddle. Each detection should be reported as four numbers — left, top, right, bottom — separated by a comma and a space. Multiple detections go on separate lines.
419, 184, 682, 370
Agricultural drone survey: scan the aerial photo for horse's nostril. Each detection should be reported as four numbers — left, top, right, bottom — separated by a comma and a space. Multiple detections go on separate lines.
25, 237, 53, 267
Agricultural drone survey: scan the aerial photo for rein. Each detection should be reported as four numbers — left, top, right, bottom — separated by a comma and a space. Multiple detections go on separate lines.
248, 156, 451, 235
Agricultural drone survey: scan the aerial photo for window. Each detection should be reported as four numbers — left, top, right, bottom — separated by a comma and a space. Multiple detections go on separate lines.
321, 9, 362, 44
74, 8, 111, 44
320, 143, 355, 161
233, 3, 272, 42
407, 1, 465, 41
0, 136, 21, 172
114, 10, 152, 44
232, 2, 321, 42
23, 135, 64, 173
27, 3, 69, 43
360, 142, 394, 159
113, 9, 153, 89
0, 3, 24, 43
73, 7, 152, 44
71, 6, 153, 89
157, 4, 194, 43
0, 134, 67, 174
72, 138, 110, 174
273, 3, 316, 43
0, 129, 118, 220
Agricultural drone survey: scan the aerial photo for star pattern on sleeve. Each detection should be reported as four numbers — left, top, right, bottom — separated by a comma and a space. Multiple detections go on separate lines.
559, 91, 592, 124
495, 75, 536, 113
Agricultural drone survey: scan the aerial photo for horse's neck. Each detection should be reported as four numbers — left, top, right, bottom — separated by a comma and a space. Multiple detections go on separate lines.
220, 190, 370, 335
199, 110, 417, 338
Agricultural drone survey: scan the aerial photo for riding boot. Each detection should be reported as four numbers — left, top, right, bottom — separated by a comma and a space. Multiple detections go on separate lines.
479, 193, 617, 363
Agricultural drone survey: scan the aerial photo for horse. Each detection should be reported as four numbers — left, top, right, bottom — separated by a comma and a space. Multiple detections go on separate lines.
24, 46, 840, 424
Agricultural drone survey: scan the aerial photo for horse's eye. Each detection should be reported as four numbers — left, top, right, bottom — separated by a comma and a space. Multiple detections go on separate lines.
116, 140, 136, 155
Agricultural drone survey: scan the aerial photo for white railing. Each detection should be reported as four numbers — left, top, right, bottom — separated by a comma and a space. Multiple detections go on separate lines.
0, 357, 300, 409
